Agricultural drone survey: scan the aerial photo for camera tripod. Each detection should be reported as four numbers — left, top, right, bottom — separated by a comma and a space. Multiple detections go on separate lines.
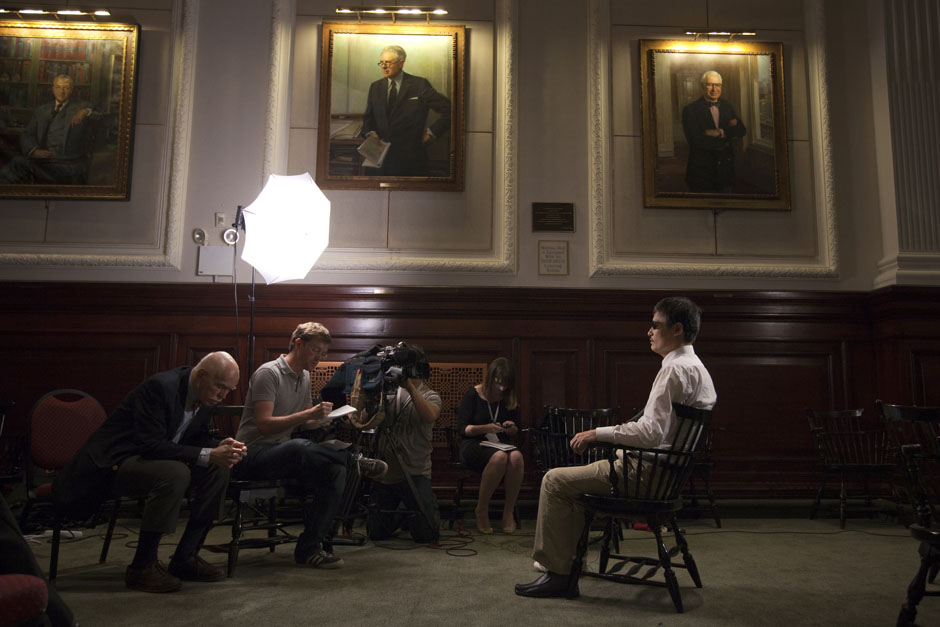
334, 389, 437, 539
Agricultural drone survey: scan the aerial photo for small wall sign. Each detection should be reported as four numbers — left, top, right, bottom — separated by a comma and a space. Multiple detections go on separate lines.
532, 202, 575, 232
538, 240, 569, 276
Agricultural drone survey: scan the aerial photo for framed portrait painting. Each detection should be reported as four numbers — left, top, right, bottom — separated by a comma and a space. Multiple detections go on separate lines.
317, 22, 465, 191
0, 19, 139, 200
639, 40, 790, 210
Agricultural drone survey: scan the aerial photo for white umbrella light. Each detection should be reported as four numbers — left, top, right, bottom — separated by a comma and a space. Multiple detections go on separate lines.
240, 172, 331, 284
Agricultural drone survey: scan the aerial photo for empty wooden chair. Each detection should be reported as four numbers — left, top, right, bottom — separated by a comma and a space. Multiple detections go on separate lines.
877, 400, 940, 627
685, 422, 723, 527
806, 407, 901, 528
529, 407, 621, 478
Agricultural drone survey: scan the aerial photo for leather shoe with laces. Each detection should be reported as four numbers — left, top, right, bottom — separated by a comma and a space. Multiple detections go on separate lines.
514, 572, 579, 599
125, 560, 181, 593
168, 554, 226, 582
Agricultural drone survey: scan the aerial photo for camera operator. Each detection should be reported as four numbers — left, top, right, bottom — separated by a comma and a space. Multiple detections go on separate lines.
365, 345, 442, 544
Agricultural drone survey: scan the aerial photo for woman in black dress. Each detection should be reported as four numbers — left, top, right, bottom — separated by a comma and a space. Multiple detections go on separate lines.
456, 357, 524, 534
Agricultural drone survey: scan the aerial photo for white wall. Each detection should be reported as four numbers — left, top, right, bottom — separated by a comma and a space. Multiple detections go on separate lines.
0, 0, 910, 290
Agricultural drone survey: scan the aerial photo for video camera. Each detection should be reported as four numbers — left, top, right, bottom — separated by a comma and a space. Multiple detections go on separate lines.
321, 342, 430, 429
377, 342, 430, 387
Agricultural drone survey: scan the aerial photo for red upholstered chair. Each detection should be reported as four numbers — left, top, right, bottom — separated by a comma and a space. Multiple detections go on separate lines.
22, 389, 119, 581
0, 574, 47, 627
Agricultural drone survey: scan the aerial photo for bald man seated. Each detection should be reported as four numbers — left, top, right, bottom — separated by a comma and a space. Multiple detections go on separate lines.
53, 352, 247, 593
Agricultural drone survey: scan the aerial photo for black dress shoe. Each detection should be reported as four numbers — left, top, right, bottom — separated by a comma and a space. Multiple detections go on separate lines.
514, 572, 580, 598
168, 554, 226, 582
125, 561, 181, 593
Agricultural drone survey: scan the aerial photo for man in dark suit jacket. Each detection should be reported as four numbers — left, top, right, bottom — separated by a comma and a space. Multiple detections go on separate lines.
0, 74, 100, 185
52, 352, 246, 593
681, 70, 747, 193
360, 45, 451, 177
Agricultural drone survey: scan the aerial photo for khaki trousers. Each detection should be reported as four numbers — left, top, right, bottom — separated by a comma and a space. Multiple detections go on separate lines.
532, 457, 635, 575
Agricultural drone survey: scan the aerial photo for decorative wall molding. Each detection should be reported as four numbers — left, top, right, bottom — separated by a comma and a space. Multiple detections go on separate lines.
309, 0, 517, 274
587, 0, 611, 277
875, 252, 940, 288
264, 0, 295, 179
804, 0, 839, 277
0, 0, 198, 270
587, 0, 838, 278
162, 0, 198, 271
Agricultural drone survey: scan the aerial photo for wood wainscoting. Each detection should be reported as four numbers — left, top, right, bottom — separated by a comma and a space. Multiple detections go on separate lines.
2, 282, 940, 500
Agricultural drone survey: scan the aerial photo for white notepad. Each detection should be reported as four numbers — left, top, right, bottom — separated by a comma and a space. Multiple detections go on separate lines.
328, 405, 358, 419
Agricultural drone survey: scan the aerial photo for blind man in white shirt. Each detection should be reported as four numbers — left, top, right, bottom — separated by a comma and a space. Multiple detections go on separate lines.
515, 296, 718, 598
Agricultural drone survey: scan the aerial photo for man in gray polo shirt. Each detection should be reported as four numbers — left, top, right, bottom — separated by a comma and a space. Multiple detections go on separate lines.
235, 322, 386, 568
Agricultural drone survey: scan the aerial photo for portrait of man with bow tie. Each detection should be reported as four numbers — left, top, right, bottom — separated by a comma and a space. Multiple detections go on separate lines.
681, 70, 747, 193
639, 40, 789, 209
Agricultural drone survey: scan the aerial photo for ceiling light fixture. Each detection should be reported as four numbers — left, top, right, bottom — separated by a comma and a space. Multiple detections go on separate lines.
0, 7, 111, 18
335, 6, 448, 23
685, 30, 757, 41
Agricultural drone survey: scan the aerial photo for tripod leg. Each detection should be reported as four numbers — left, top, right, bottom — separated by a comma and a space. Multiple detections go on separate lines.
383, 429, 439, 540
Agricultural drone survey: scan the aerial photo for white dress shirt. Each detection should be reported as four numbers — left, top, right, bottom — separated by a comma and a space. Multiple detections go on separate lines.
595, 344, 716, 449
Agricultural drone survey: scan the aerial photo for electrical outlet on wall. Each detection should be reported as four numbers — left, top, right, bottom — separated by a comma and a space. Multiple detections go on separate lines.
214, 212, 226, 227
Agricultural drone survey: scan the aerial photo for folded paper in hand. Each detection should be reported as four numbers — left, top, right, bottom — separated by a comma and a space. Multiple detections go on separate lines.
480, 441, 517, 452
328, 405, 359, 419
358, 134, 391, 168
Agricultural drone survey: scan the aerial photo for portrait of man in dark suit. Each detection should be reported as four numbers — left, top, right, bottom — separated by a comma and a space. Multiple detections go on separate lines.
360, 45, 451, 177
0, 74, 100, 185
681, 70, 747, 193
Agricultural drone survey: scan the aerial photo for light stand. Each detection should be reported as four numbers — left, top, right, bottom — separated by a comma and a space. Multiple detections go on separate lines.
232, 205, 257, 377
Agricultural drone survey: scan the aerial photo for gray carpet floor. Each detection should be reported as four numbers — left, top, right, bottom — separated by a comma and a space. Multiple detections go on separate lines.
24, 511, 940, 627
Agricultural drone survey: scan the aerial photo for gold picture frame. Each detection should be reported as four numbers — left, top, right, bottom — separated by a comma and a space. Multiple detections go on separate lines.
0, 19, 139, 200
640, 39, 790, 210
317, 21, 465, 191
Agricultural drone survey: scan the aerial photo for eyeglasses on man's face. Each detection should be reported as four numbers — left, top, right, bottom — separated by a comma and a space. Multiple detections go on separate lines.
377, 59, 402, 68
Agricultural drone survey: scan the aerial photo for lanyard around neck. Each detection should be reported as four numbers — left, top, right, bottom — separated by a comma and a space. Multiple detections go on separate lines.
486, 400, 500, 423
